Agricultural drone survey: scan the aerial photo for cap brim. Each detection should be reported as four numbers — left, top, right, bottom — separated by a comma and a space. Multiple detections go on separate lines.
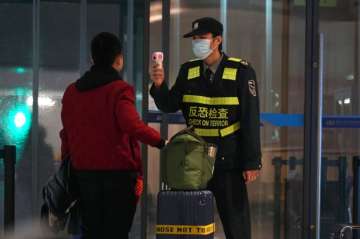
183, 29, 209, 38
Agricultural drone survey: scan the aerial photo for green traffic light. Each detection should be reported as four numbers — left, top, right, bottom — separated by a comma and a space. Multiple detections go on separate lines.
0, 94, 32, 166
14, 112, 26, 128
15, 67, 26, 74
5, 104, 32, 143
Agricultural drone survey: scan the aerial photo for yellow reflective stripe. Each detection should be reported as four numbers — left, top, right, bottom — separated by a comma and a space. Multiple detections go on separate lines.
194, 122, 241, 137
156, 223, 215, 235
228, 57, 241, 62
182, 95, 239, 105
222, 67, 238, 80
220, 122, 241, 137
187, 66, 200, 79
194, 128, 220, 137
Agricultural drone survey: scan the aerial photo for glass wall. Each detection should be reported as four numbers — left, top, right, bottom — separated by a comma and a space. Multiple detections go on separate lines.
319, 1, 360, 238
0, 0, 146, 236
147, 1, 306, 238
146, 1, 162, 237
0, 1, 33, 233
1, 0, 359, 238
37, 0, 81, 215
227, 2, 305, 239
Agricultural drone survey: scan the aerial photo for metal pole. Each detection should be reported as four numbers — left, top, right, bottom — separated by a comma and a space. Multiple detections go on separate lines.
320, 157, 327, 217
265, 0, 273, 111
220, 0, 227, 52
32, 0, 40, 217
160, 0, 170, 191
280, 0, 290, 161
354, 0, 360, 163
141, 0, 150, 238
79, 0, 88, 75
314, 32, 324, 239
350, 7, 360, 238
303, 0, 320, 238
3, 145, 16, 233
273, 157, 282, 239
338, 156, 347, 222
353, 156, 360, 239
125, 0, 134, 85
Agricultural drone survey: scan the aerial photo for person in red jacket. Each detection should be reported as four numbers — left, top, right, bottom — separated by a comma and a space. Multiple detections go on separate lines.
60, 32, 165, 239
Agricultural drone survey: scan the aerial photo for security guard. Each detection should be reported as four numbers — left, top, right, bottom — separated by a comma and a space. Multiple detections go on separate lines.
150, 17, 262, 239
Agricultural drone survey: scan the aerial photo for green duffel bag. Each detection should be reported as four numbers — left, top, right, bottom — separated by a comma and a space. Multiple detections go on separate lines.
161, 127, 217, 190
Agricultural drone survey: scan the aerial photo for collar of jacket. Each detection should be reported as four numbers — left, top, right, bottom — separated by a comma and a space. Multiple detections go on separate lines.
201, 53, 229, 70
217, 53, 229, 69
203, 53, 224, 74
75, 65, 122, 92
198, 53, 229, 82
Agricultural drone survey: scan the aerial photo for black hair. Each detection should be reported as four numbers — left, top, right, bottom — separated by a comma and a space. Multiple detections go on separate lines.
91, 32, 122, 67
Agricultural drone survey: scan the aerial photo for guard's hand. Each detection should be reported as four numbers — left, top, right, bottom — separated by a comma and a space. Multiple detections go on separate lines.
243, 170, 260, 184
150, 64, 165, 88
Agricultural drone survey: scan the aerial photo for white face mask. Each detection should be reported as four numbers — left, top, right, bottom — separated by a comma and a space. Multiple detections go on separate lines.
192, 39, 213, 60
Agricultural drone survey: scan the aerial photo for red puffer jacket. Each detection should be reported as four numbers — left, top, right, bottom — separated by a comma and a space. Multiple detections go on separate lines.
60, 66, 163, 171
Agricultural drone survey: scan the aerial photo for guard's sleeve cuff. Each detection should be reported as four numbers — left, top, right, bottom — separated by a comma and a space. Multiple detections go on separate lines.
242, 159, 262, 171
150, 82, 166, 98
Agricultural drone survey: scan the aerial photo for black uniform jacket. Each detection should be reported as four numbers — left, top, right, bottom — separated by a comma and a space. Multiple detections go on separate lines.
150, 54, 262, 171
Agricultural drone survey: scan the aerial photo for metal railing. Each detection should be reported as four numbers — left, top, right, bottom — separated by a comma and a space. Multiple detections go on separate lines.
272, 156, 351, 239
0, 145, 16, 233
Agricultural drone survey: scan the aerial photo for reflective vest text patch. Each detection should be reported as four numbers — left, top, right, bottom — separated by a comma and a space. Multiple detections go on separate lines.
187, 66, 200, 80
182, 95, 240, 105
222, 68, 237, 80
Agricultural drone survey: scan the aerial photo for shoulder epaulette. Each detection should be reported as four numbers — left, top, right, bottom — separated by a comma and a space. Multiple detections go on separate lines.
228, 57, 249, 66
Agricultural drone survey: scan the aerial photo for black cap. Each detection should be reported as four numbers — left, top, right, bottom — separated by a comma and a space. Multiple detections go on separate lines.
183, 17, 223, 38
91, 32, 123, 67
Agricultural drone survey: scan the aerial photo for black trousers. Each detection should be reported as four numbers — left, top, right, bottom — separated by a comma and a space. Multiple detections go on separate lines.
74, 171, 137, 239
208, 170, 251, 239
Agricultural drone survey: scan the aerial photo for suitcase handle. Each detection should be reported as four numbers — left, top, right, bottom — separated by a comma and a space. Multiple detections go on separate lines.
333, 224, 360, 239
341, 225, 360, 237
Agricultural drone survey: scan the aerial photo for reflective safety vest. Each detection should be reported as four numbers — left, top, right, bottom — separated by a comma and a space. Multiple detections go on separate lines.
181, 56, 248, 139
